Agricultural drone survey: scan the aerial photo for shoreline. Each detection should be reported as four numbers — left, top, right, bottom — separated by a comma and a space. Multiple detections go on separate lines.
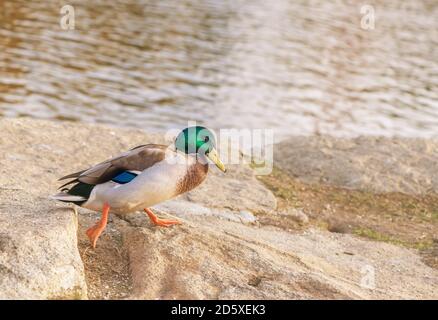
0, 118, 437, 299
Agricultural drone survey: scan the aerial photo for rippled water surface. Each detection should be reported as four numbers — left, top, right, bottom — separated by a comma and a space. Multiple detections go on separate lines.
0, 0, 437, 140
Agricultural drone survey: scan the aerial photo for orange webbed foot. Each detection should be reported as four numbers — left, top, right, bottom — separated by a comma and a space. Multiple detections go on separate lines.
144, 208, 182, 227
86, 225, 102, 249
86, 203, 110, 248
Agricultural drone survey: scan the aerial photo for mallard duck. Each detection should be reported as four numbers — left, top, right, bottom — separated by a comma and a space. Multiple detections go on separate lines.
51, 126, 226, 248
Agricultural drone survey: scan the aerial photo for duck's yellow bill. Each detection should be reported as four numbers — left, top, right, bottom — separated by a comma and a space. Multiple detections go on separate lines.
207, 148, 226, 172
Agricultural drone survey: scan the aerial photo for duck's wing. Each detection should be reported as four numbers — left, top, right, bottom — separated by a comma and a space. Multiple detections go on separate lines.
58, 144, 168, 188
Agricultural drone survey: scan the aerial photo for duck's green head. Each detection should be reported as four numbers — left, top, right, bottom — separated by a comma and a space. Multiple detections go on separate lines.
175, 126, 226, 172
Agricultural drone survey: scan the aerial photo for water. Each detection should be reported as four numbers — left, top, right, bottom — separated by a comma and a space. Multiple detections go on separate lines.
0, 0, 437, 141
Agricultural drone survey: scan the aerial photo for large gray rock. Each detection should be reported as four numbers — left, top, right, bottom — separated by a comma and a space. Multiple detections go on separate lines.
1, 118, 437, 299
275, 136, 438, 194
116, 214, 438, 299
0, 190, 86, 299
0, 118, 149, 299
0, 118, 276, 299
183, 162, 277, 213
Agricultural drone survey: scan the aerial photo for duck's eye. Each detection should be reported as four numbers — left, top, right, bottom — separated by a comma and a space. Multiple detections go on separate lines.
204, 136, 209, 143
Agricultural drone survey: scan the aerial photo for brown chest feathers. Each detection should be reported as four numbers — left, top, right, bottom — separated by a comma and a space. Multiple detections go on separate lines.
176, 162, 209, 195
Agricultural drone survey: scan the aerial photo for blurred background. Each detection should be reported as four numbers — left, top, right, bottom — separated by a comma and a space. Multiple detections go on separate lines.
0, 0, 437, 141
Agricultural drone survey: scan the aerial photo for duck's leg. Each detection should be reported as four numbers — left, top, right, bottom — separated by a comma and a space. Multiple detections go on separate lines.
144, 208, 181, 227
86, 203, 110, 248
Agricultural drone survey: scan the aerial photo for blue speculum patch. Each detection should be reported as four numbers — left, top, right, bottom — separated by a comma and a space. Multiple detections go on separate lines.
112, 171, 138, 184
